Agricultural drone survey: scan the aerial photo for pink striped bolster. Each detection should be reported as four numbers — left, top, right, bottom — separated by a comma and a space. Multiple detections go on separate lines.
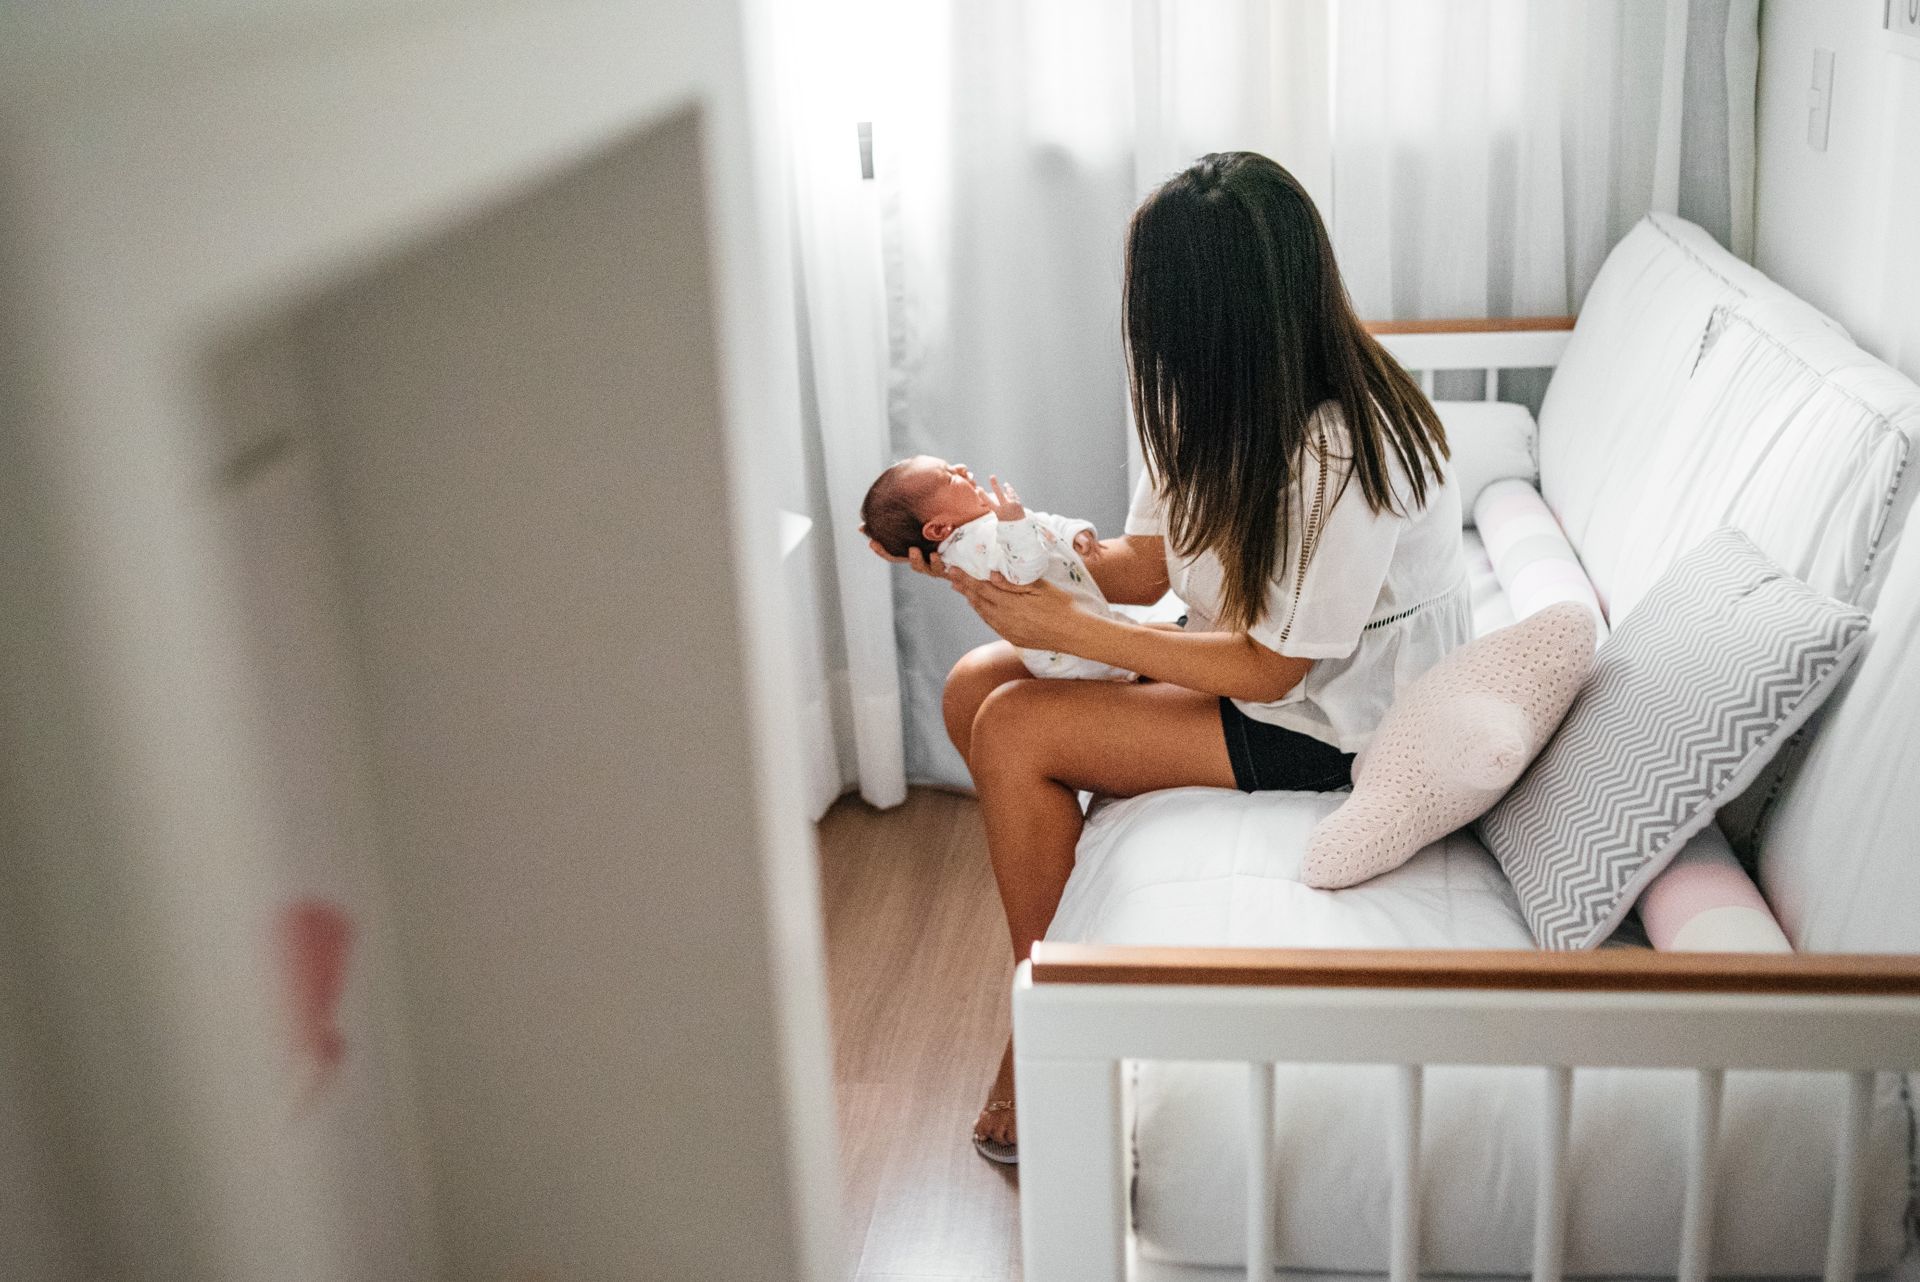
1640, 832, 1791, 953
1509, 561, 1604, 619
1475, 485, 1545, 530
1472, 479, 1611, 642
1480, 512, 1563, 560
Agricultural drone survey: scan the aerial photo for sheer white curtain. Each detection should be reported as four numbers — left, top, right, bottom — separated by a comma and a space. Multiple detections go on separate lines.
1328, 1, 1667, 321
772, 0, 907, 810
775, 0, 1756, 794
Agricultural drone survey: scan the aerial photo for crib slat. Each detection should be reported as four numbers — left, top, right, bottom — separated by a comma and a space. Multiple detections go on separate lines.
1015, 1055, 1127, 1281
1531, 1067, 1572, 1282
1823, 1071, 1876, 1282
1677, 1068, 1724, 1282
1485, 367, 1499, 401
1247, 1062, 1274, 1282
1390, 1064, 1423, 1282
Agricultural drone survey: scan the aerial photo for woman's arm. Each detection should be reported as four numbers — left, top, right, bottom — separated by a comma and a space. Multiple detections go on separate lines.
949, 574, 1308, 703
1081, 534, 1171, 606
1068, 613, 1308, 702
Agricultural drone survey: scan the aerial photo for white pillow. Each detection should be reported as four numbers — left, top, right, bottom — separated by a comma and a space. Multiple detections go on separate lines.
1434, 400, 1536, 525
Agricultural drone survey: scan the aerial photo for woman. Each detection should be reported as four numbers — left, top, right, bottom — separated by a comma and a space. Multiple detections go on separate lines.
871, 152, 1470, 1162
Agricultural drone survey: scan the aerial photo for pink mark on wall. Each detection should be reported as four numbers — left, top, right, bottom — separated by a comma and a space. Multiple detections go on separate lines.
277, 899, 354, 1089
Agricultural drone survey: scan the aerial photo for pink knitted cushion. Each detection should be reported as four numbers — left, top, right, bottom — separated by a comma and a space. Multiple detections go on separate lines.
1302, 602, 1596, 890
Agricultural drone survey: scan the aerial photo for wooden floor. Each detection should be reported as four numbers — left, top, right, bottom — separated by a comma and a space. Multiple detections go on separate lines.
816, 787, 1024, 1282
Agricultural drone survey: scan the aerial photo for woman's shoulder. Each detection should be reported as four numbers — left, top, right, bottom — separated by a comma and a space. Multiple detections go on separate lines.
1311, 398, 1452, 518
1309, 398, 1348, 440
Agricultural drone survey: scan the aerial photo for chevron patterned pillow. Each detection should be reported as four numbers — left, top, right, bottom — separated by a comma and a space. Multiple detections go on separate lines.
1476, 528, 1870, 950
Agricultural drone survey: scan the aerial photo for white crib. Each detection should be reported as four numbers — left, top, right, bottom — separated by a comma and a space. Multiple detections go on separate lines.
1013, 262, 1920, 1282
1015, 945, 1920, 1282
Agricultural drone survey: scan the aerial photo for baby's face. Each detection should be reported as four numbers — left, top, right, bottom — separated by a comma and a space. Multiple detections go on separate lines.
905, 456, 993, 537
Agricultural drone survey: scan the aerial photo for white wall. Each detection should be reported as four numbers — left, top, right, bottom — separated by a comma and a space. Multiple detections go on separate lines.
1754, 0, 1920, 382
301, 110, 834, 1279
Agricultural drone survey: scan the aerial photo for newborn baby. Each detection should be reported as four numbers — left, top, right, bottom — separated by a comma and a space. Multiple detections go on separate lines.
861, 455, 1135, 681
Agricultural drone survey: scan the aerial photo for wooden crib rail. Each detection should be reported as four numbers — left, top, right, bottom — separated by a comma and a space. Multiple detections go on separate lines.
1013, 950, 1920, 1282
1363, 316, 1577, 335
1362, 315, 1577, 396
1028, 942, 1920, 995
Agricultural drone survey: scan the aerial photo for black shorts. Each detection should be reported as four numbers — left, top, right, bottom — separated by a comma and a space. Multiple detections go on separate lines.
1218, 698, 1355, 793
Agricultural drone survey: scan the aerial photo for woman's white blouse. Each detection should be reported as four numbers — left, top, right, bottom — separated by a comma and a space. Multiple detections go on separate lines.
1124, 401, 1471, 753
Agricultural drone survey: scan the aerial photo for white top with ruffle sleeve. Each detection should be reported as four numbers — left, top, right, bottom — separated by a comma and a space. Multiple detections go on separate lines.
1124, 401, 1471, 752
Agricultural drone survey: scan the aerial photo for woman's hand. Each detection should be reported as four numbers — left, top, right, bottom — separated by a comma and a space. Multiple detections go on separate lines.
948, 570, 1093, 653
861, 524, 947, 578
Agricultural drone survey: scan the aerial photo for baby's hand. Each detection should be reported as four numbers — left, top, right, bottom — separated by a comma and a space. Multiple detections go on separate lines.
1072, 527, 1098, 558
987, 475, 1026, 522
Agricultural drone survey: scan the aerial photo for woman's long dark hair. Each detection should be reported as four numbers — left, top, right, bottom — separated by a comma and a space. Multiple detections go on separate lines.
1123, 151, 1447, 634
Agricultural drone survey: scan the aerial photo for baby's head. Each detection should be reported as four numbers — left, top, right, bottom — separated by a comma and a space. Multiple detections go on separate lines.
861, 455, 993, 558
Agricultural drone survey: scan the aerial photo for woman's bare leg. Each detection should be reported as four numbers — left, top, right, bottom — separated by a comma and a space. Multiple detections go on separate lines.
965, 678, 1237, 1148
942, 641, 1030, 767
939, 641, 1035, 1150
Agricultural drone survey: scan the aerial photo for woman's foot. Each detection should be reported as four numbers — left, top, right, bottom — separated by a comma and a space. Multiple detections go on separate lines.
972, 1040, 1018, 1164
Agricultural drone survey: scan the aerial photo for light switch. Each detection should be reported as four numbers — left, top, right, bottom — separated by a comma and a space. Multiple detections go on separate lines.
1808, 48, 1835, 151
1890, 0, 1920, 41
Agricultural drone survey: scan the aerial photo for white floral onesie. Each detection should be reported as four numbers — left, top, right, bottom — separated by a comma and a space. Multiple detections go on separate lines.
939, 510, 1137, 681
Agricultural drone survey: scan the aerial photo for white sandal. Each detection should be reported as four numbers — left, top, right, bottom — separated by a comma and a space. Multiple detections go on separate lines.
972, 1100, 1018, 1165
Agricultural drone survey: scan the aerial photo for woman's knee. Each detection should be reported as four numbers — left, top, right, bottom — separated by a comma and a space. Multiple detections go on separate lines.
943, 642, 1023, 753
969, 680, 1057, 782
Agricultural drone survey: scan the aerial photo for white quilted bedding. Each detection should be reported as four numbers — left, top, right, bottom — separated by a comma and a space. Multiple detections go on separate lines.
1047, 788, 1914, 1276
1052, 788, 1529, 952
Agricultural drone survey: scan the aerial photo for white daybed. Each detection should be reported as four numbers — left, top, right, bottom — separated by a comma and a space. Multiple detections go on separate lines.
1015, 215, 1920, 1282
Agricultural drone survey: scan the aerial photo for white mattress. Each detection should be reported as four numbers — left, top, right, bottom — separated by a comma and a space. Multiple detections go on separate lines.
1054, 788, 1530, 951
1049, 787, 1915, 1277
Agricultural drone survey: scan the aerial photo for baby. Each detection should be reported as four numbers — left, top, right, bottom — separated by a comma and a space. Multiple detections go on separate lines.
861, 455, 1135, 681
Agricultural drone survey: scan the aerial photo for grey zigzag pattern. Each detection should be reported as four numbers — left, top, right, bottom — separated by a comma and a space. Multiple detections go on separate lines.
1477, 529, 1869, 950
